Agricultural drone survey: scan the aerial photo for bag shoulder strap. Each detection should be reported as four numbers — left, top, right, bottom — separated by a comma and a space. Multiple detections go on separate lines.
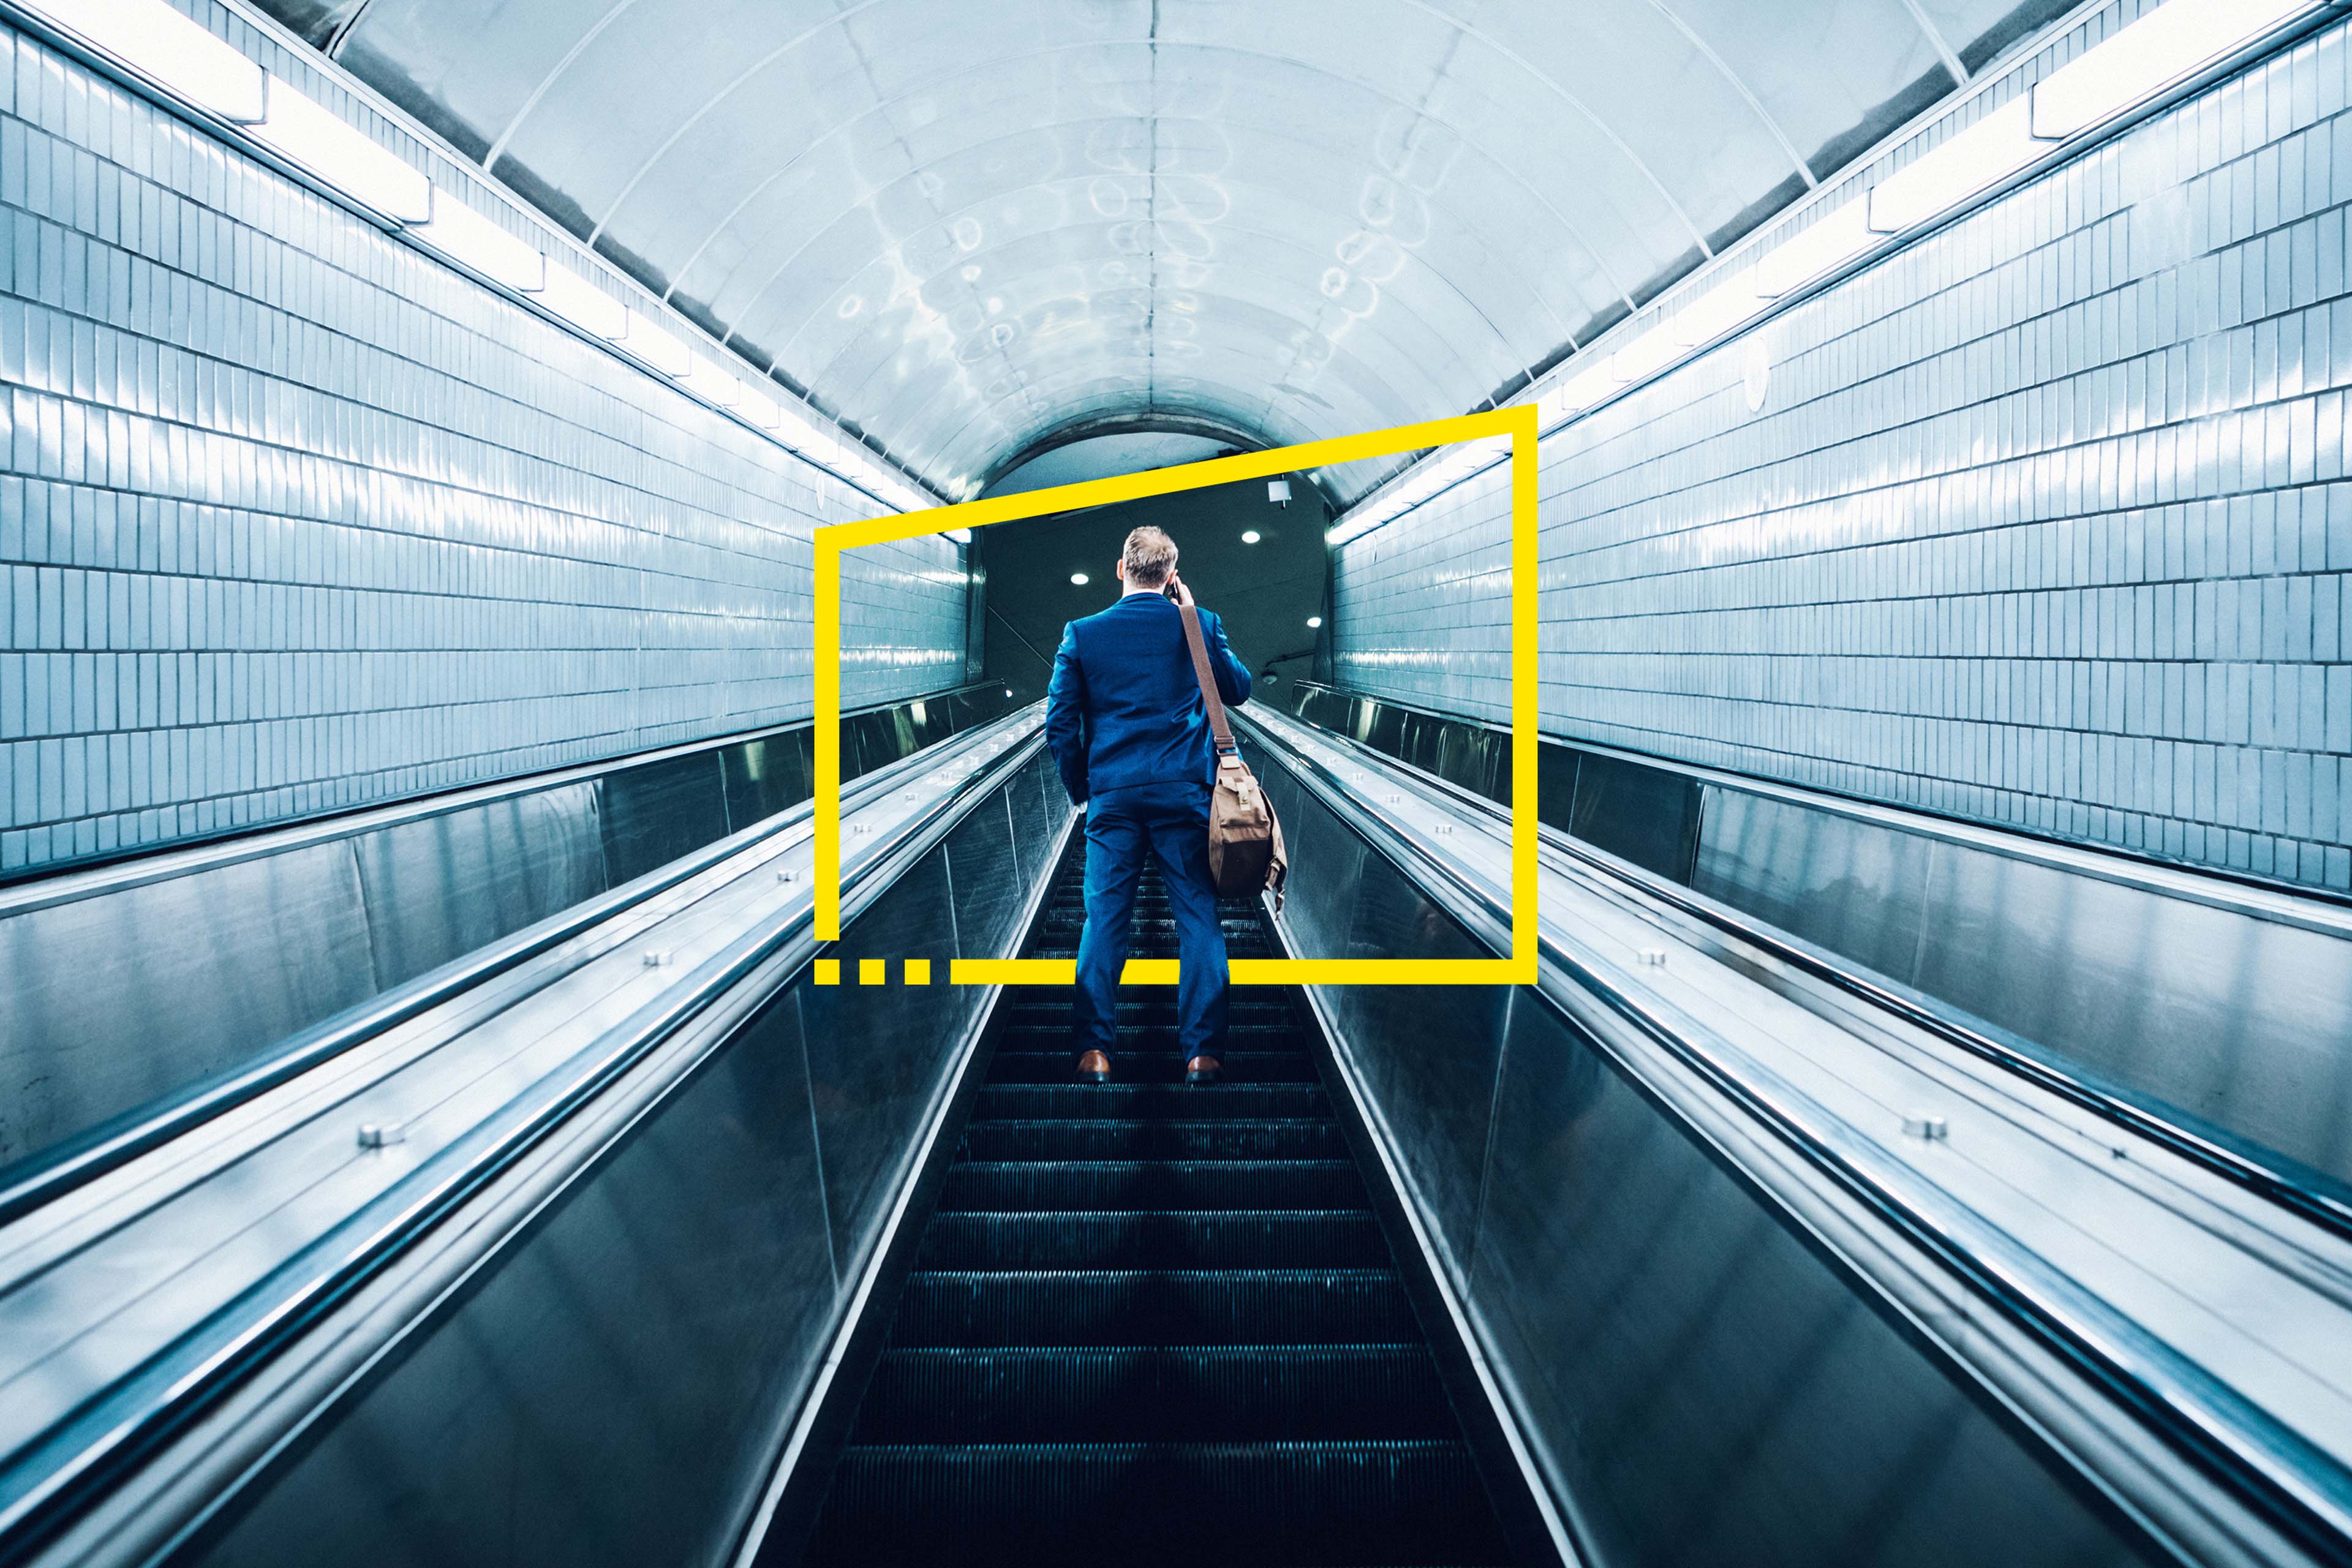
1177, 602, 1238, 758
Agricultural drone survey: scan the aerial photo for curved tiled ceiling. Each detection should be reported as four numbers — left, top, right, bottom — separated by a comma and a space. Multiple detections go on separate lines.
254, 0, 2069, 501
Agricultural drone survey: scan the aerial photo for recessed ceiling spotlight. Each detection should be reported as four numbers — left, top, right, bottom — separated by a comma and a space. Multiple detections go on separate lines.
1241, 530, 1261, 544
1306, 616, 1323, 628
1070, 572, 1090, 586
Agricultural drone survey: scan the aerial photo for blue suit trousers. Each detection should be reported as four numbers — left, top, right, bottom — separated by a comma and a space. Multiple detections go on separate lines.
1072, 783, 1227, 1059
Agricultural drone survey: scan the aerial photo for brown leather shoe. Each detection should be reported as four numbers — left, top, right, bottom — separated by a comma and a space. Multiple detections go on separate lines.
1184, 1054, 1221, 1085
1076, 1049, 1111, 1084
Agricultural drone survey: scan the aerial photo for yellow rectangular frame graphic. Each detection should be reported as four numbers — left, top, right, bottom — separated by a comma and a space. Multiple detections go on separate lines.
815, 404, 1539, 987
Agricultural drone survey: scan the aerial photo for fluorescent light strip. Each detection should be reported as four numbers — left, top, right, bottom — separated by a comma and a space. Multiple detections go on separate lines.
25, 2, 938, 514
2035, 0, 2309, 137
1868, 94, 2039, 233
537, 263, 627, 341
1755, 200, 1874, 297
28, 0, 265, 122
1356, 0, 2318, 539
624, 311, 691, 377
412, 189, 543, 292
249, 76, 431, 222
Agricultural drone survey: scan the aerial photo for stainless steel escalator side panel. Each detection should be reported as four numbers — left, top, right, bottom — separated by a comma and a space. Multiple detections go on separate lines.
1248, 736, 2164, 1568
152, 751, 1074, 1568
0, 686, 1007, 1190
1238, 706, 2352, 1568
1697, 785, 2352, 1196
0, 717, 1058, 1568
348, 781, 610, 992
0, 841, 382, 1168
1280, 680, 2352, 1206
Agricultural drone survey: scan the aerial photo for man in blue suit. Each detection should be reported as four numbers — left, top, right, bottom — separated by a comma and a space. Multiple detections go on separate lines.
1045, 525, 1251, 1084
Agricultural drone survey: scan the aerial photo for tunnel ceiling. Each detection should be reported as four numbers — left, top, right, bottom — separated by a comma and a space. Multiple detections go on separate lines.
255, 0, 2068, 503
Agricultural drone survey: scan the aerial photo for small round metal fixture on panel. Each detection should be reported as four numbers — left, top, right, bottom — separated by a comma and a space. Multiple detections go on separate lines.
356, 1124, 405, 1149
643, 950, 671, 968
1637, 948, 1668, 967
1903, 1111, 1949, 1140
777, 868, 796, 883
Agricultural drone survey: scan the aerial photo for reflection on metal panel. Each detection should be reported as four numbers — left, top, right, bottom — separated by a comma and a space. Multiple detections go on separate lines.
1692, 787, 1936, 992
1566, 752, 1701, 884
166, 741, 1066, 1568
599, 753, 734, 886
1265, 747, 2158, 1567
801, 850, 971, 1272
0, 845, 376, 1166
1472, 996, 2145, 1568
1291, 680, 2352, 1204
0, 686, 1014, 1193
723, 732, 818, 829
352, 783, 608, 990
1910, 840, 2352, 1189
186, 987, 840, 1568
1332, 846, 1511, 1298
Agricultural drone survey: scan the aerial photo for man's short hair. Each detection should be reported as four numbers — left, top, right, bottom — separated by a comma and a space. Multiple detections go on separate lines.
1121, 526, 1178, 588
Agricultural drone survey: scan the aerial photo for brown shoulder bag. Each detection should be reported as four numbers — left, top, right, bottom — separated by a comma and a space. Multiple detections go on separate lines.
1178, 603, 1287, 909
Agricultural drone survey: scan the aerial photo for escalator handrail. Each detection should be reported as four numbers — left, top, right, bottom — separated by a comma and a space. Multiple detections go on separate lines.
1270, 695, 2352, 1245
0, 707, 1028, 1231
1236, 706, 2352, 1565
0, 717, 1051, 1567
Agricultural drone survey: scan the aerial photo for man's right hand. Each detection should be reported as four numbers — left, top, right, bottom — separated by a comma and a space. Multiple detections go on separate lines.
1167, 571, 1195, 608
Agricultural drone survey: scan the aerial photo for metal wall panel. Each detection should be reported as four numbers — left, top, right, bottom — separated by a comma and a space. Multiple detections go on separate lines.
0, 841, 377, 1165
0, 21, 968, 878
1333, 13, 2352, 897
1692, 787, 1942, 993
351, 783, 607, 990
1910, 838, 2352, 1186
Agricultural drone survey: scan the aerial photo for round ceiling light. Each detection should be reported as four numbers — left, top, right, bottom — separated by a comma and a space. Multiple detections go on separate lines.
1306, 616, 1323, 628
1241, 530, 1261, 544
1070, 571, 1090, 586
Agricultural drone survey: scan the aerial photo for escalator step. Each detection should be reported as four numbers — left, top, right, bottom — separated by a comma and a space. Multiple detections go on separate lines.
890, 1268, 1420, 1346
958, 1117, 1346, 1160
917, 1210, 1389, 1269
804, 840, 1515, 1565
985, 1049, 1317, 1082
938, 1159, 1365, 1211
807, 1440, 1512, 1566
850, 1345, 1457, 1441
974, 1084, 1330, 1120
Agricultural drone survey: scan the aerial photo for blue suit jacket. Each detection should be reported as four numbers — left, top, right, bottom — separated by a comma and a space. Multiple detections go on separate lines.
1045, 592, 1251, 805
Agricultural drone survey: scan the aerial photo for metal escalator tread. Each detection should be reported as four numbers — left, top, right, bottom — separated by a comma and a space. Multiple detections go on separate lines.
804, 843, 1518, 1566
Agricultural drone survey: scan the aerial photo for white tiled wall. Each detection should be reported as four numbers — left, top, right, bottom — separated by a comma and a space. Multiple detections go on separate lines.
0, 20, 967, 875
1336, 11, 2352, 895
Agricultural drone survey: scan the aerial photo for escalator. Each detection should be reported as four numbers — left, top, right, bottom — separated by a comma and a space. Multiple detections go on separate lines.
800, 842, 1523, 1565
